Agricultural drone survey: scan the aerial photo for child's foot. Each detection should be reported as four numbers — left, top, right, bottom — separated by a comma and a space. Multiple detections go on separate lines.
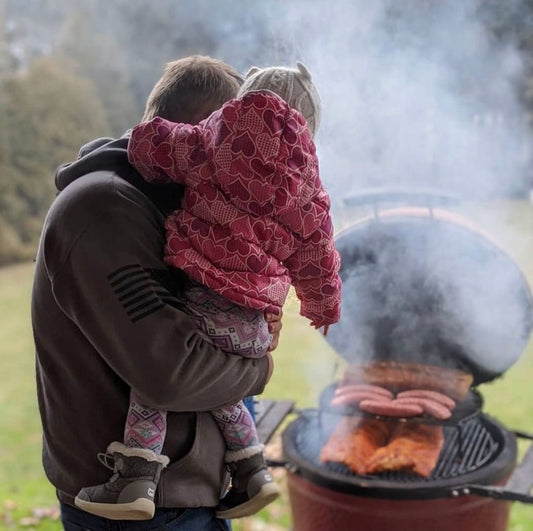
74, 442, 169, 521
215, 453, 280, 519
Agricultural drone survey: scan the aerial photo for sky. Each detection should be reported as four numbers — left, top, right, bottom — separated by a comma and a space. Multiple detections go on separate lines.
261, 0, 527, 202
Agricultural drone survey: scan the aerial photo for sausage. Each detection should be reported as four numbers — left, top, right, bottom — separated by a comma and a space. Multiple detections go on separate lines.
396, 390, 456, 410
335, 384, 394, 399
331, 391, 392, 408
394, 397, 452, 420
358, 399, 424, 418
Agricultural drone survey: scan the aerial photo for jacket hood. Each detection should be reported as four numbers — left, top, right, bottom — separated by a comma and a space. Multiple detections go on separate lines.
55, 133, 184, 215
55, 134, 131, 191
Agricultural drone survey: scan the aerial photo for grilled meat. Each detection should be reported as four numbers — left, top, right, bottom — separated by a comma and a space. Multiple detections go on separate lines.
320, 417, 389, 475
365, 423, 445, 477
341, 361, 473, 401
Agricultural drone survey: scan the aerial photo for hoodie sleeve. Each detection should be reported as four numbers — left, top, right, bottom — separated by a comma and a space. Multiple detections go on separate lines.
43, 174, 269, 412
127, 117, 200, 186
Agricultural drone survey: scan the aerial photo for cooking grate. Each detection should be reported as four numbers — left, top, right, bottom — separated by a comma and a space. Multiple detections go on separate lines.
291, 409, 502, 483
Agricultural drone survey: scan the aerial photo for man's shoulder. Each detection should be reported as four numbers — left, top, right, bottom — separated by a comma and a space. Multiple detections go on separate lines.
42, 172, 164, 274
57, 172, 143, 208
48, 172, 159, 233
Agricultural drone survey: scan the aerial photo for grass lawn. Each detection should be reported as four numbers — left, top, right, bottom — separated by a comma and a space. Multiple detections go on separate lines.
0, 200, 532, 530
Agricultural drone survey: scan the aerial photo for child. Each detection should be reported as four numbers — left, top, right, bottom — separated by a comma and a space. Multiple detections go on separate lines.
75, 62, 342, 521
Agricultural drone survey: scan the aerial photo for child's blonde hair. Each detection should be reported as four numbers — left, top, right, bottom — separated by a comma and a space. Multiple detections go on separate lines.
238, 62, 322, 139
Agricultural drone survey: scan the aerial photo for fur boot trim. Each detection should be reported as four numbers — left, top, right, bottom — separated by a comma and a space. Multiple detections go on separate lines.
106, 441, 170, 467
225, 444, 265, 463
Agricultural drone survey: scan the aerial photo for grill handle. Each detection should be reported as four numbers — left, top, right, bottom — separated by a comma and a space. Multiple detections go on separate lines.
450, 432, 533, 504
343, 186, 461, 211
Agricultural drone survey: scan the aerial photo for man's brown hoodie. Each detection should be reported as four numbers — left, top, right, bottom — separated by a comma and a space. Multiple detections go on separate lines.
31, 134, 270, 508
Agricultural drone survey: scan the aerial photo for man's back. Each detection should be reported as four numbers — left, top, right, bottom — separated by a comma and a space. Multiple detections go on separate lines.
32, 140, 270, 508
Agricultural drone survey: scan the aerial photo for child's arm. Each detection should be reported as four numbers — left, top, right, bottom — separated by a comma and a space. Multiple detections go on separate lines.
285, 212, 342, 330
127, 117, 199, 185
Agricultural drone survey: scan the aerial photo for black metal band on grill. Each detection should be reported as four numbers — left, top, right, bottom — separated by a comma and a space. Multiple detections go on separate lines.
282, 410, 517, 500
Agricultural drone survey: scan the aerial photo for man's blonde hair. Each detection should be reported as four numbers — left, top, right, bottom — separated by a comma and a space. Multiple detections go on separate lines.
142, 55, 243, 124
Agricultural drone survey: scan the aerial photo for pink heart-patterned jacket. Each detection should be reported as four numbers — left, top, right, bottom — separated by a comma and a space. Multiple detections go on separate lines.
127, 91, 341, 328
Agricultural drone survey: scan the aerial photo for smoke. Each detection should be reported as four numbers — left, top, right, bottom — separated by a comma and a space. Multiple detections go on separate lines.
254, 0, 527, 201
325, 214, 533, 383
243, 0, 533, 383
5, 1, 529, 203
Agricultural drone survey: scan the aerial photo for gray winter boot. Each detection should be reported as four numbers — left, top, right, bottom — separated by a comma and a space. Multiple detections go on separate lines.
215, 452, 280, 519
74, 442, 170, 520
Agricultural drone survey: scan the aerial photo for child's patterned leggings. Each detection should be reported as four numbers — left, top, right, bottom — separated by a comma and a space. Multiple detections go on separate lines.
124, 284, 273, 461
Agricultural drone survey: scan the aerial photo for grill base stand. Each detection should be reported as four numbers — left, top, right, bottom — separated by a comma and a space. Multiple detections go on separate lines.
287, 472, 512, 531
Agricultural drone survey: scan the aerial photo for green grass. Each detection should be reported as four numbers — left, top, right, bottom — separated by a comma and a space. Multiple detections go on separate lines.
1, 200, 532, 530
0, 262, 60, 529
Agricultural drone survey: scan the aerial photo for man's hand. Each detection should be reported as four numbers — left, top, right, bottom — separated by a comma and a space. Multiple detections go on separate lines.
265, 310, 283, 352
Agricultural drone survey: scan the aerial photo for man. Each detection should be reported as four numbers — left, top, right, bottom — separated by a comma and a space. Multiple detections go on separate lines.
31, 55, 280, 531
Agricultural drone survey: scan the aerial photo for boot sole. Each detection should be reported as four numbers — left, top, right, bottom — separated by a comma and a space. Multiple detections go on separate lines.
74, 496, 155, 520
215, 482, 280, 519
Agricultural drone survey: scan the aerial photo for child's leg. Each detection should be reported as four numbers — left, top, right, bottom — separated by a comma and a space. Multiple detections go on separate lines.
74, 395, 169, 520
183, 285, 269, 460
212, 400, 279, 519
210, 400, 262, 461
183, 284, 273, 358
183, 285, 279, 518
124, 392, 167, 454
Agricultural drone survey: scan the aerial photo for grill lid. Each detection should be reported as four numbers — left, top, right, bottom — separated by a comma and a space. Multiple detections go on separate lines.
326, 192, 533, 385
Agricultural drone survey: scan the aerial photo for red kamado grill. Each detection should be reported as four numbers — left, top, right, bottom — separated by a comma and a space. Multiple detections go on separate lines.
261, 189, 533, 531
